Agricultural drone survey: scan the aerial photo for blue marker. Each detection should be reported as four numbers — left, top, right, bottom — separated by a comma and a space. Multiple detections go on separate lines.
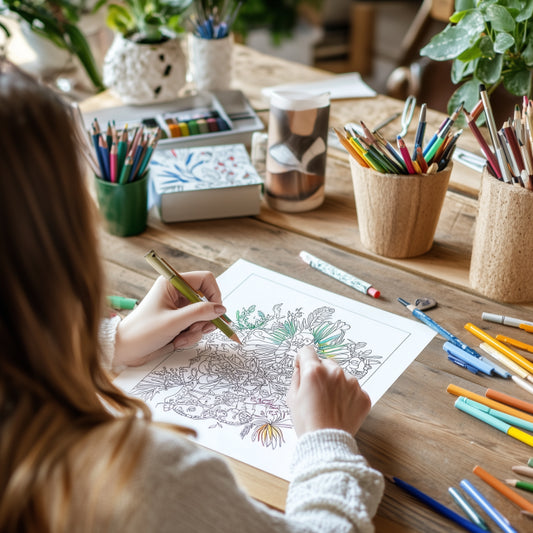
443, 342, 497, 376
398, 298, 510, 378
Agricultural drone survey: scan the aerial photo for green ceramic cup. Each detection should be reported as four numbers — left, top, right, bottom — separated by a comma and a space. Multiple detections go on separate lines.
94, 172, 148, 237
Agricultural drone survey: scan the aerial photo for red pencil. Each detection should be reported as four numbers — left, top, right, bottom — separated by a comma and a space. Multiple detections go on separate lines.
397, 136, 416, 174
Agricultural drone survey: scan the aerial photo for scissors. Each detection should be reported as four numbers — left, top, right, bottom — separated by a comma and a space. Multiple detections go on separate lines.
398, 95, 417, 137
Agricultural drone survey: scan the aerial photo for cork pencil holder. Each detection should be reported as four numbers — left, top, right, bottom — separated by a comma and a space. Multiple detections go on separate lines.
350, 159, 452, 258
470, 169, 533, 303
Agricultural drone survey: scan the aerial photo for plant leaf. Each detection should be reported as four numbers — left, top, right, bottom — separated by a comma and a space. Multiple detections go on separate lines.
485, 5, 515, 33
516, 0, 533, 22
420, 25, 472, 60
493, 32, 515, 53
448, 78, 483, 119
476, 53, 503, 84
503, 69, 531, 96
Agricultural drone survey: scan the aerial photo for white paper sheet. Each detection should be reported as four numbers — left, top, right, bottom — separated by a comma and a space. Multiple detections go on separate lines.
114, 259, 434, 480
262, 72, 377, 101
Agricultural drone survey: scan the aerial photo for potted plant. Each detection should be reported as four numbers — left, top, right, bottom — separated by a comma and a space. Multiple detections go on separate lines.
420, 0, 533, 118
0, 0, 106, 91
102, 0, 192, 104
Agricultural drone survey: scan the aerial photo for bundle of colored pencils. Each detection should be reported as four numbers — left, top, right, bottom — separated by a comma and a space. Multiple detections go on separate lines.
90, 119, 160, 184
465, 86, 533, 190
189, 0, 242, 39
336, 102, 462, 175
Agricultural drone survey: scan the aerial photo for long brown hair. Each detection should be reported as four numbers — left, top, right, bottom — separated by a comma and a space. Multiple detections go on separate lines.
0, 59, 152, 532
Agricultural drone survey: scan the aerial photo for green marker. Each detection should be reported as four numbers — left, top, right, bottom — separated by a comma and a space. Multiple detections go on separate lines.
107, 295, 138, 310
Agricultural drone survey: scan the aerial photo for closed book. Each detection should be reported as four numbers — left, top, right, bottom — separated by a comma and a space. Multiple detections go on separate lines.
150, 144, 263, 222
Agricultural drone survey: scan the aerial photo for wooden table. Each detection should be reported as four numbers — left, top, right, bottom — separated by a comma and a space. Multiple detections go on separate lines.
83, 45, 533, 532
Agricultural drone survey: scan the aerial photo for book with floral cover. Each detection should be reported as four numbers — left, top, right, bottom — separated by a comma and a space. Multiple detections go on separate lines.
149, 143, 263, 222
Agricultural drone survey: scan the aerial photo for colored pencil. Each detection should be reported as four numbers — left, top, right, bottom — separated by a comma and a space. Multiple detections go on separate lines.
448, 487, 489, 531
511, 465, 533, 479
506, 479, 533, 493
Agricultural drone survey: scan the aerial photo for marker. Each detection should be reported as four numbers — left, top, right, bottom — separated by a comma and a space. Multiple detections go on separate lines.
448, 487, 489, 531
460, 479, 518, 533
478, 343, 533, 383
465, 323, 533, 375
473, 464, 533, 513
386, 475, 488, 532
496, 335, 533, 354
107, 295, 138, 310
398, 299, 507, 376
144, 250, 241, 344
455, 397, 533, 448
460, 397, 533, 432
482, 313, 533, 329
299, 251, 380, 298
443, 342, 499, 376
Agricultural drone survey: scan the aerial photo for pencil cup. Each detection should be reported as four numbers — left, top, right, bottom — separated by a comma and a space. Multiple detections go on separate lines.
470, 168, 533, 303
350, 160, 452, 258
188, 33, 233, 92
265, 90, 330, 212
94, 173, 149, 237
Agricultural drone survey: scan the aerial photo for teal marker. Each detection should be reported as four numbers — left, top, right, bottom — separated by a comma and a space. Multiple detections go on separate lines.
461, 397, 533, 433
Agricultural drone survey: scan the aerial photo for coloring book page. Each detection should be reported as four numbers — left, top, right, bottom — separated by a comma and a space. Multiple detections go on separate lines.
114, 259, 435, 480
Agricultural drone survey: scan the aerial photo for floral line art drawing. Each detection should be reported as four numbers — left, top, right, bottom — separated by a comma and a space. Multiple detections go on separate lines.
130, 303, 382, 448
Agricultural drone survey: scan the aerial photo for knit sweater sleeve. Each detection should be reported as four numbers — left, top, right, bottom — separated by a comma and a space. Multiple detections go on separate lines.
286, 429, 385, 533
122, 426, 384, 533
98, 315, 122, 372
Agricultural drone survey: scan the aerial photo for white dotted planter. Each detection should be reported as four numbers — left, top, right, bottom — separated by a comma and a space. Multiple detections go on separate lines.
103, 33, 187, 105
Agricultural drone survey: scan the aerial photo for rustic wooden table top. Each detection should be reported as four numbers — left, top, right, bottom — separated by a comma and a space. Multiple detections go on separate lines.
84, 45, 533, 532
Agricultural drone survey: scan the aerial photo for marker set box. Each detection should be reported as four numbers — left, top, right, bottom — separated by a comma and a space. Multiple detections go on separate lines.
83, 90, 264, 149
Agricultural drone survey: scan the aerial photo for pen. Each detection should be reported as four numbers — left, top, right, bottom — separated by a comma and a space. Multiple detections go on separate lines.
144, 250, 241, 344
454, 397, 533, 448
482, 312, 533, 329
386, 475, 488, 532
299, 251, 380, 298
412, 103, 427, 159
465, 323, 533, 375
448, 487, 489, 531
478, 342, 533, 383
398, 299, 505, 372
460, 479, 518, 533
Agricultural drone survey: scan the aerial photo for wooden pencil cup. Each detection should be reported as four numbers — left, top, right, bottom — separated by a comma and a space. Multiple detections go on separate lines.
350, 160, 452, 258
470, 169, 533, 303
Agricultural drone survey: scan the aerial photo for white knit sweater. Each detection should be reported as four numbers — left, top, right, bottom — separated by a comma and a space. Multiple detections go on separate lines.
100, 318, 385, 532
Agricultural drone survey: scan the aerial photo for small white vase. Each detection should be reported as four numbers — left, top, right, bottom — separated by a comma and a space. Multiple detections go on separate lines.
103, 34, 187, 105
188, 33, 233, 92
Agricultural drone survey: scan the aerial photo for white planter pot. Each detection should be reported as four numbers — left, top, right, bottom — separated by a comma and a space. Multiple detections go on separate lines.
103, 34, 187, 105
188, 33, 233, 92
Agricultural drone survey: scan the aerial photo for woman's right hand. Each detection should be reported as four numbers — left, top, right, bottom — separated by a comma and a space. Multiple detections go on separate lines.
287, 345, 371, 437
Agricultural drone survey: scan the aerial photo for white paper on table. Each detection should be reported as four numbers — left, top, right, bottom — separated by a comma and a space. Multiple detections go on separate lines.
262, 72, 377, 101
114, 259, 434, 480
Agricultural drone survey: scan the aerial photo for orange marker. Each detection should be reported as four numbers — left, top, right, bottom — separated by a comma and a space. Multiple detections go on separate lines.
521, 324, 533, 333
485, 388, 533, 415
473, 465, 533, 513
447, 384, 533, 424
496, 334, 533, 354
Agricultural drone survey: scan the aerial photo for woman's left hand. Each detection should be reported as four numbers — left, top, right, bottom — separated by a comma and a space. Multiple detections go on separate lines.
113, 273, 227, 367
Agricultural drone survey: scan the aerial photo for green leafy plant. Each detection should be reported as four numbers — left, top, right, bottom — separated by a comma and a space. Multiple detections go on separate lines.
105, 0, 192, 43
0, 0, 105, 91
420, 0, 533, 115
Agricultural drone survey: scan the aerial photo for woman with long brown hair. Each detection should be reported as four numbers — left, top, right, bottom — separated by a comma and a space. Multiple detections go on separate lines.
0, 58, 384, 533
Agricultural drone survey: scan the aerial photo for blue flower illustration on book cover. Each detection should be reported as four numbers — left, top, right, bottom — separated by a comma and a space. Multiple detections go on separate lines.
150, 143, 263, 194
